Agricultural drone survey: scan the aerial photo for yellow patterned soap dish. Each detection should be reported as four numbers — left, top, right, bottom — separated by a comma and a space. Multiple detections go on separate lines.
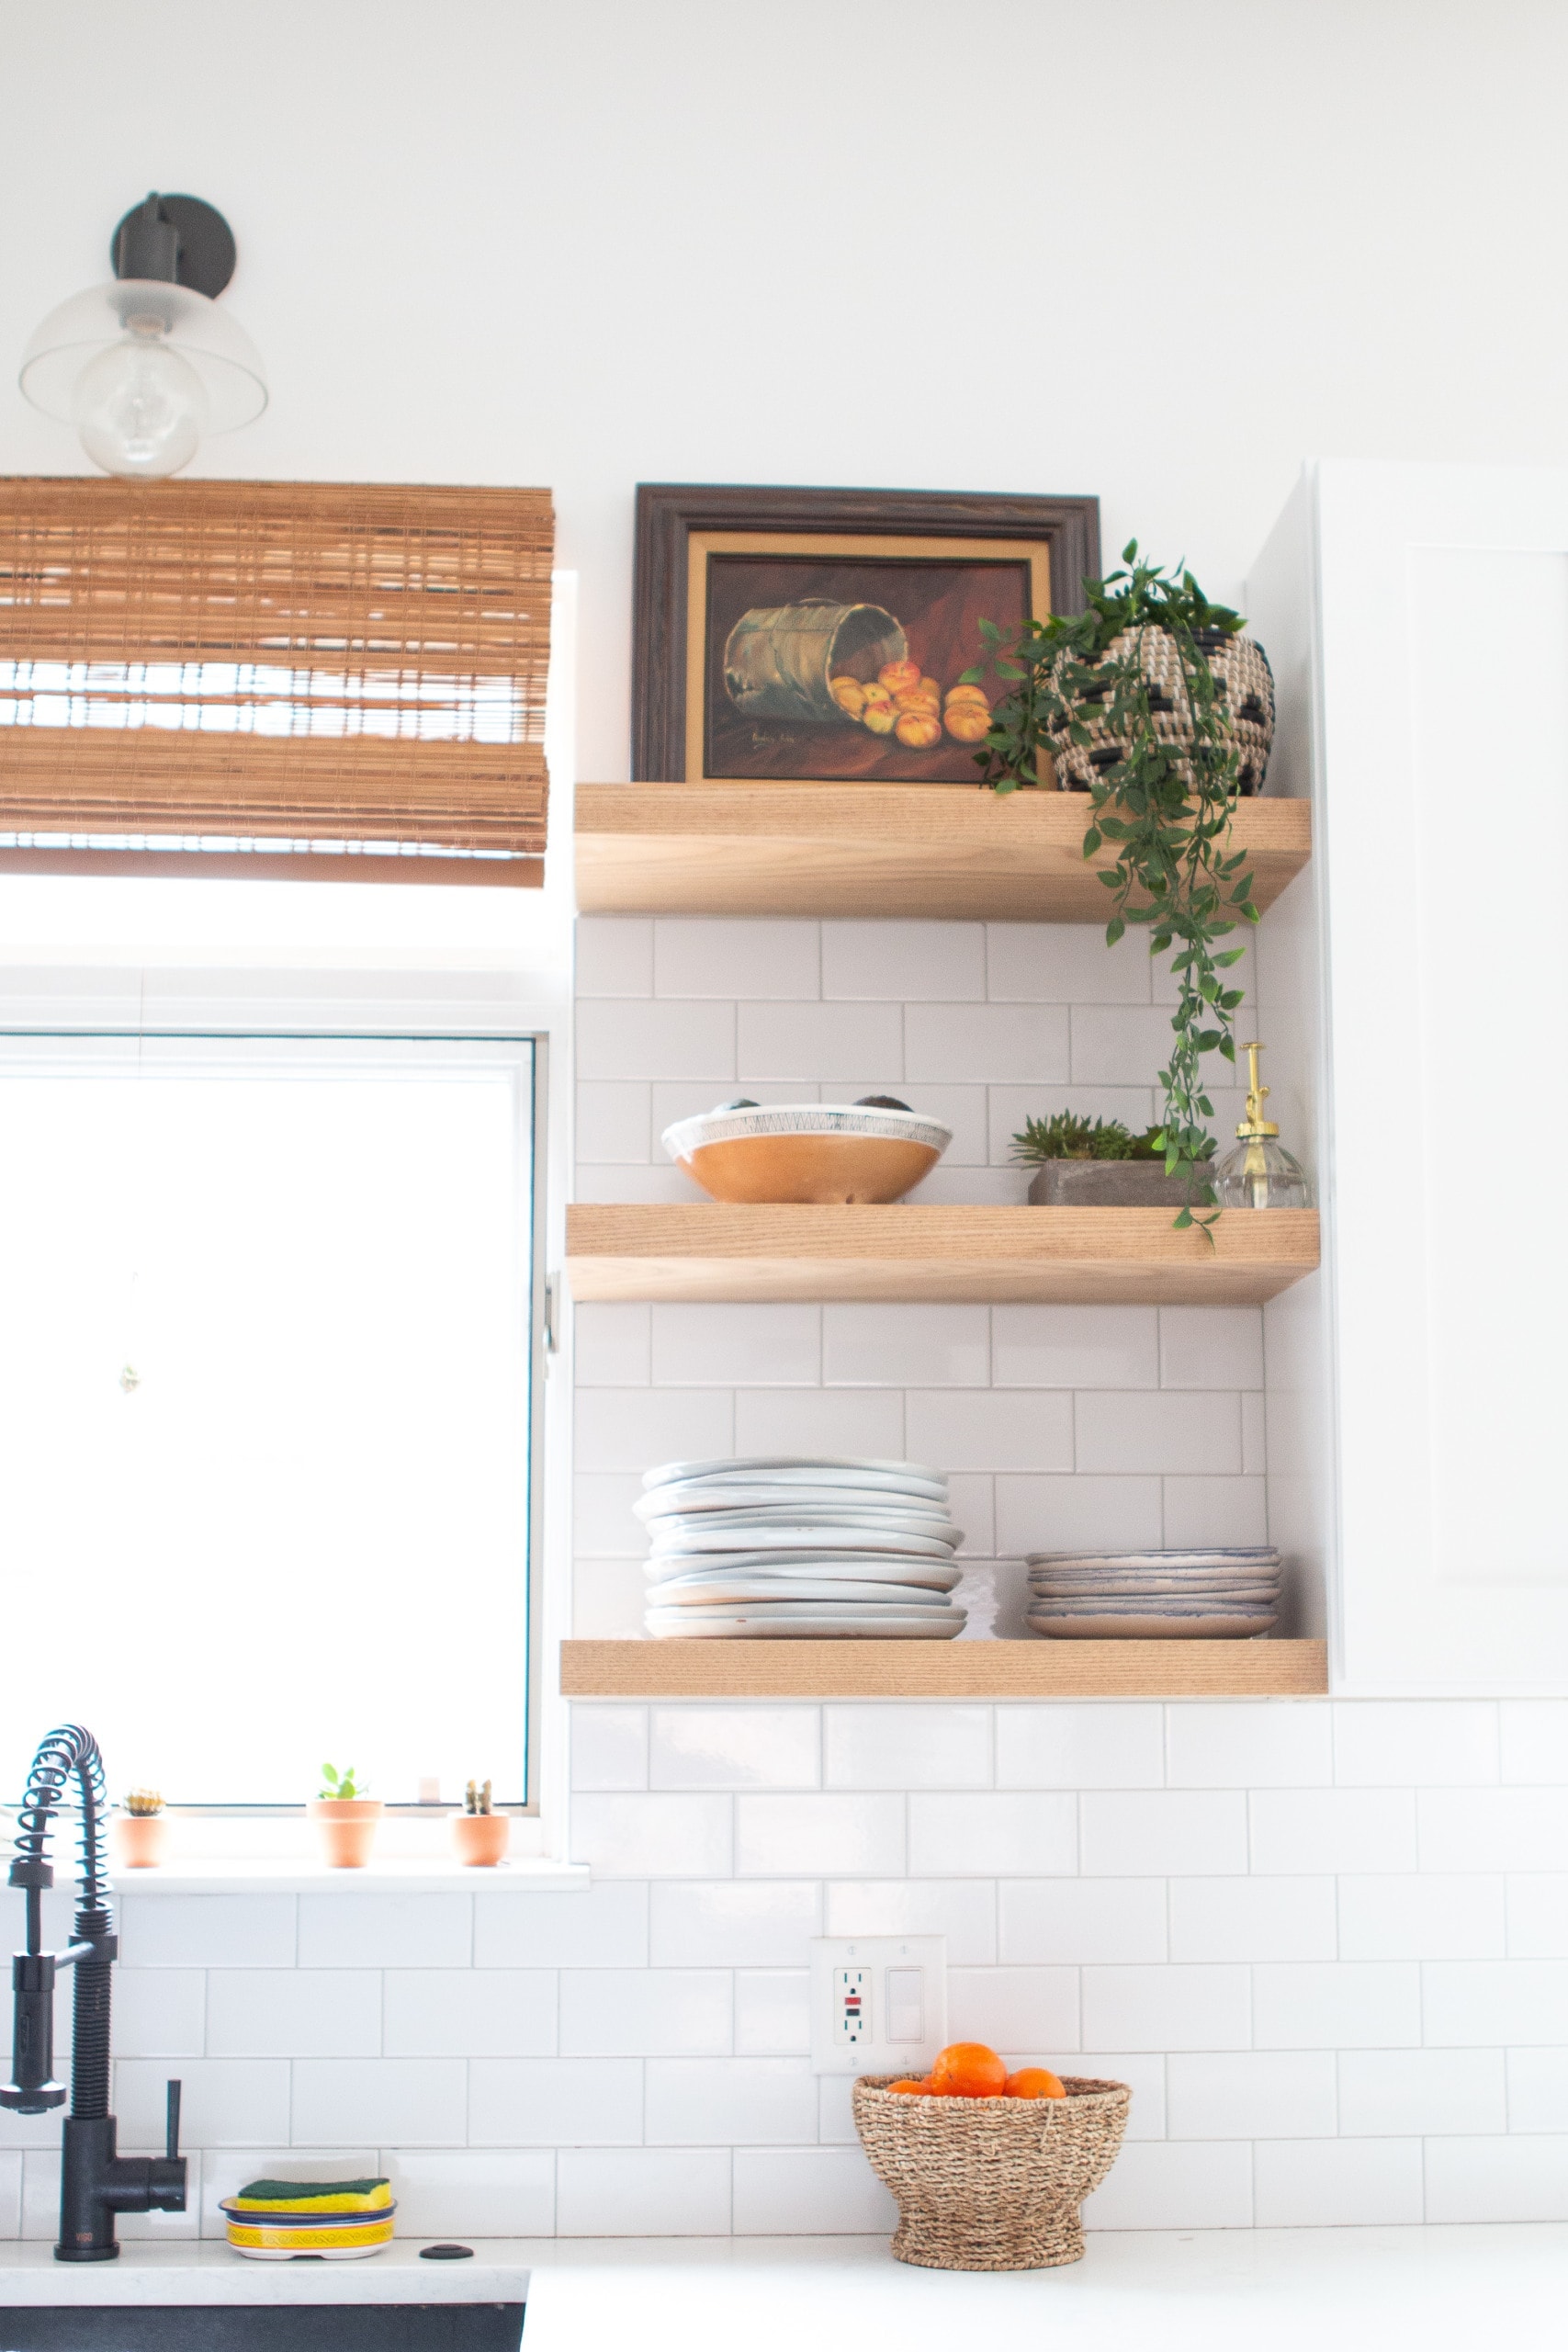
220, 2198, 396, 2260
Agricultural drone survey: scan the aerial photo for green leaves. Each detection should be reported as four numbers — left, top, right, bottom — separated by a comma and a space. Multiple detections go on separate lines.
319, 1760, 365, 1800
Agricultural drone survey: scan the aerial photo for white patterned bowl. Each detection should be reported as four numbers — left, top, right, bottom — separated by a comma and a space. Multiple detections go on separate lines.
662, 1102, 953, 1204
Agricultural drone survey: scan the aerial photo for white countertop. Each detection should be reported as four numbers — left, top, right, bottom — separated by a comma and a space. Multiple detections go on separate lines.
3, 2227, 1567, 2348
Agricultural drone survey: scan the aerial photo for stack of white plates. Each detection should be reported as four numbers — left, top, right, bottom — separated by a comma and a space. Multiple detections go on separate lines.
637, 1456, 968, 1639
1025, 1548, 1281, 1639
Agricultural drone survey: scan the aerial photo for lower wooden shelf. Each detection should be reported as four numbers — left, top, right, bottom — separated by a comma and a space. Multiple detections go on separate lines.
566, 1204, 1320, 1306
560, 1639, 1328, 1701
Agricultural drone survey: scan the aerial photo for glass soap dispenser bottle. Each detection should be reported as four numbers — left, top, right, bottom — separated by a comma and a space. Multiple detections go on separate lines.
1215, 1041, 1312, 1210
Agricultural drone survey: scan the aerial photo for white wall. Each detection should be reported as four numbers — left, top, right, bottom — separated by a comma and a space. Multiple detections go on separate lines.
3, 0, 1568, 786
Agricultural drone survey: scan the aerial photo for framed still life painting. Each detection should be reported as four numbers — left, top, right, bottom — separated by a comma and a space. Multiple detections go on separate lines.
632, 484, 1100, 785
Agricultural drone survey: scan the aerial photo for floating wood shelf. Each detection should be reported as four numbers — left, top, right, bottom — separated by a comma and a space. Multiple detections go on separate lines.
565, 1204, 1320, 1306
574, 783, 1311, 922
561, 1639, 1329, 1701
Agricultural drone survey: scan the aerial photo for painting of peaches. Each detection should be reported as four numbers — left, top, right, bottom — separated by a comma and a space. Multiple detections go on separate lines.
703, 552, 1034, 783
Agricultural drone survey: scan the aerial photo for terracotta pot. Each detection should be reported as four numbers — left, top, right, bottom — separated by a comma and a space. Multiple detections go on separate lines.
449, 1812, 510, 1867
112, 1813, 169, 1870
308, 1797, 383, 1868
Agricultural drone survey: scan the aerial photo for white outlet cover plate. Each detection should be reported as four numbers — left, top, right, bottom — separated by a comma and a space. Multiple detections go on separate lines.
808, 1935, 947, 2075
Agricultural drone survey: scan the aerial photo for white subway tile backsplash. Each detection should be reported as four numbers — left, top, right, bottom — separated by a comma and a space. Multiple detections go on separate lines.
1076, 1391, 1242, 1477
576, 918, 653, 998
737, 1792, 905, 1878
732, 2146, 897, 2234
651, 1302, 821, 1386
575, 1385, 733, 1474
118, 1895, 296, 1970
1337, 1875, 1506, 1961
573, 1472, 648, 1555
651, 1706, 820, 1791
739, 1001, 902, 1082
906, 1388, 1074, 1473
110, 1970, 206, 2058
657, 919, 819, 1001
995, 1474, 1163, 1555
733, 1971, 811, 2054
1083, 2139, 1253, 2230
823, 921, 984, 1002
1253, 1963, 1421, 2049
574, 1302, 652, 1385
824, 1704, 990, 1790
1167, 2051, 1336, 2139
1338, 2047, 1506, 2135
1162, 1477, 1269, 1547
646, 2058, 818, 2143
116, 2059, 289, 2150
945, 1474, 997, 1555
649, 1883, 820, 1969
573, 1564, 649, 1640
383, 1969, 557, 2057
384, 2149, 555, 2237
823, 1879, 998, 1964
986, 922, 1152, 1005
297, 1894, 471, 1971
468, 2058, 643, 2147
1168, 1878, 1337, 1962
292, 2059, 466, 2148
1333, 1701, 1500, 1787
572, 1705, 650, 1792
999, 1879, 1168, 1965
576, 1083, 652, 1165
822, 1303, 989, 1388
908, 1792, 1076, 1878
1167, 1702, 1331, 1790
991, 1306, 1158, 1391
475, 1883, 649, 1970
206, 1970, 380, 2058
1507, 2045, 1568, 2132
1253, 2136, 1422, 2227
1423, 1961, 1568, 2046
570, 1795, 732, 1879
732, 1386, 905, 1458
906, 1003, 1069, 1083
1158, 1307, 1264, 1391
947, 1966, 1079, 2055
1081, 1967, 1251, 2052
1425, 2135, 1568, 2222
997, 1702, 1164, 1790
1070, 1005, 1190, 1088
557, 2149, 731, 2236
1249, 1789, 1417, 1875
559, 1969, 732, 2057
578, 999, 735, 1081
1418, 1788, 1568, 1873
1500, 1701, 1568, 1784
1081, 1792, 1247, 1878
1507, 1875, 1568, 1958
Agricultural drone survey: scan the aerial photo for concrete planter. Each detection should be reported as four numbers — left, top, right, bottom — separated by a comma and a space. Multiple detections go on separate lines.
1027, 1159, 1216, 1208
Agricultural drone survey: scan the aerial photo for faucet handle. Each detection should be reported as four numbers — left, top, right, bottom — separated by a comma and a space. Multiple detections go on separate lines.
165, 2077, 181, 2162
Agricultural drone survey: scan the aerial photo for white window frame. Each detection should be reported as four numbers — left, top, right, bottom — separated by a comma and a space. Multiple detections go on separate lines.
0, 963, 575, 1876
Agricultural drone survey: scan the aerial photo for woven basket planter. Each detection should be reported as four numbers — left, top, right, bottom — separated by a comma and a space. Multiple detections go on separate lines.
852, 2075, 1131, 2272
1049, 625, 1275, 797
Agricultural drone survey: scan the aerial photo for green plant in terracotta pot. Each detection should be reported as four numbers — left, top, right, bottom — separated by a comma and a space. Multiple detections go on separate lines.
450, 1776, 509, 1867
112, 1786, 168, 1870
965, 545, 1271, 1229
309, 1762, 382, 1869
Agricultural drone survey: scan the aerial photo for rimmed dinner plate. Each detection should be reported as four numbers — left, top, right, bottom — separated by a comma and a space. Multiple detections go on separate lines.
649, 1577, 957, 1608
647, 1552, 964, 1590
1025, 1548, 1279, 1567
1028, 1608, 1278, 1640
643, 1455, 945, 1493
649, 1522, 962, 1558
1029, 1577, 1280, 1600
646, 1606, 967, 1640
637, 1483, 950, 1523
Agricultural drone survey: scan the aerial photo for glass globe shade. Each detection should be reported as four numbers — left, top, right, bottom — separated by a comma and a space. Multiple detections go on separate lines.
19, 278, 266, 477
73, 325, 209, 479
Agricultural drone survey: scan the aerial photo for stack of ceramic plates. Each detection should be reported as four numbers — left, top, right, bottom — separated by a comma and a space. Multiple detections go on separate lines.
1025, 1548, 1281, 1639
637, 1455, 967, 1639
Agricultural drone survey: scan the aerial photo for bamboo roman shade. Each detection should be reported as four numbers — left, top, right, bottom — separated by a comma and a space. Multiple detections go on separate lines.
0, 478, 555, 883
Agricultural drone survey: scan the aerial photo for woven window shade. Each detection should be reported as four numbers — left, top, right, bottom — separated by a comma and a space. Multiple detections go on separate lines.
0, 477, 555, 885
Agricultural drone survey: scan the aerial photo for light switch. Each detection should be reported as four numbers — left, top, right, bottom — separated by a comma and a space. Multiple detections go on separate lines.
809, 1936, 947, 2075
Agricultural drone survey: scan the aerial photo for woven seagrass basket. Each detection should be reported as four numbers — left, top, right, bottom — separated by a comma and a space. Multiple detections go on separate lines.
1050, 625, 1275, 797
852, 2075, 1131, 2272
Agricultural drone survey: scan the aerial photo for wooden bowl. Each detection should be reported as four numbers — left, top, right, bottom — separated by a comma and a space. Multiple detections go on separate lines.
662, 1103, 952, 1204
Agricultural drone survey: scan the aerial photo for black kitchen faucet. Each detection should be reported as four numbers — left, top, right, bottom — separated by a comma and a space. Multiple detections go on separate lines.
1, 1724, 186, 2259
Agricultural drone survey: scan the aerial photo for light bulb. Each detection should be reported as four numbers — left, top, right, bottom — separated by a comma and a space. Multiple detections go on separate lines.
73, 319, 209, 478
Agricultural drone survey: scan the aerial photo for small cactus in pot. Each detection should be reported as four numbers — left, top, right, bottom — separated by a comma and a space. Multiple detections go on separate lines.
113, 1786, 168, 1869
450, 1776, 509, 1867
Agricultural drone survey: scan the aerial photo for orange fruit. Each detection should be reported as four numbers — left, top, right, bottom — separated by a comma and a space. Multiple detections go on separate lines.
886, 2077, 927, 2095
1004, 2066, 1066, 2099
929, 2041, 1009, 2098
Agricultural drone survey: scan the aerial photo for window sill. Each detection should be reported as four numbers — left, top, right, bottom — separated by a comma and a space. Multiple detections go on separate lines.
107, 1856, 589, 1894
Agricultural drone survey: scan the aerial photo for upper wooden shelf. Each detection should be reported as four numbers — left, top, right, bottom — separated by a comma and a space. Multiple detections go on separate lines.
565, 1204, 1320, 1306
561, 1639, 1328, 1701
574, 783, 1311, 922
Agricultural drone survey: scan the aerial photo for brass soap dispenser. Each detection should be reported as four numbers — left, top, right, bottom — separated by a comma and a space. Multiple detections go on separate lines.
1215, 1041, 1311, 1210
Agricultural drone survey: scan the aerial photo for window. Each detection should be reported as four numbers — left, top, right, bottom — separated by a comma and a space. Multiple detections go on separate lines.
0, 1030, 544, 1811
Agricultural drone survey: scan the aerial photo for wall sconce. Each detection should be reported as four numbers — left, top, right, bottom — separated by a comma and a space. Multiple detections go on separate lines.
19, 193, 267, 479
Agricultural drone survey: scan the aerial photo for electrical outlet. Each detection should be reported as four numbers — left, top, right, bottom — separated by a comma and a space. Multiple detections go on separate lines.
809, 1936, 947, 2075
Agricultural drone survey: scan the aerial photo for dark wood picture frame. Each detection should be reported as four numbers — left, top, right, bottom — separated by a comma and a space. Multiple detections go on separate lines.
632, 483, 1101, 783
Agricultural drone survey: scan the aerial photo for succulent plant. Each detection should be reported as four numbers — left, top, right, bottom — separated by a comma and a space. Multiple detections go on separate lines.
1010, 1114, 1166, 1167
319, 1761, 367, 1800
122, 1786, 164, 1817
464, 1778, 493, 1816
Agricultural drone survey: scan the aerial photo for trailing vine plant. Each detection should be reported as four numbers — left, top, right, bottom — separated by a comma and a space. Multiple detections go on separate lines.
963, 543, 1258, 1230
